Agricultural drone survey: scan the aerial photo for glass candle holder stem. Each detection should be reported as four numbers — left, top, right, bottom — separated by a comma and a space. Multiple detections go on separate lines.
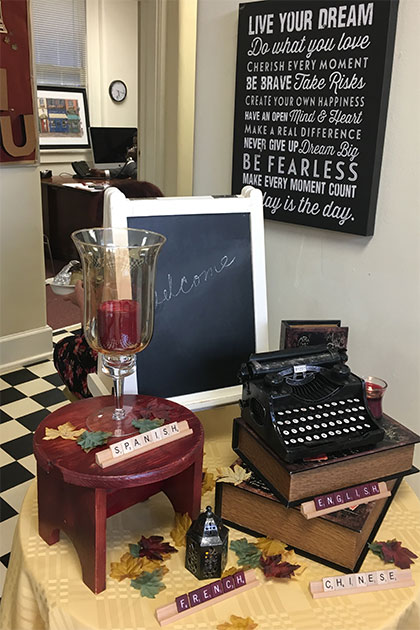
102, 354, 136, 421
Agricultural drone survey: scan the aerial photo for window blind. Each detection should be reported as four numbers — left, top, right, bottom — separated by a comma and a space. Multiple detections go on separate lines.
32, 0, 87, 87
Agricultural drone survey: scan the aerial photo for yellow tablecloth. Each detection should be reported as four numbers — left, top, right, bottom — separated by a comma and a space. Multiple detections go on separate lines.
1, 406, 419, 630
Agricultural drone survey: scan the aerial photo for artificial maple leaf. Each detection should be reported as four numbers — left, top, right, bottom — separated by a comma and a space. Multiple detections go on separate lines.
216, 465, 251, 486
132, 417, 165, 434
230, 538, 261, 568
202, 470, 216, 495
259, 555, 300, 579
110, 552, 143, 582
217, 614, 258, 630
130, 568, 166, 598
255, 537, 287, 558
368, 539, 418, 569
170, 512, 192, 547
140, 556, 169, 575
137, 400, 173, 420
281, 549, 306, 575
76, 430, 112, 452
221, 566, 240, 578
130, 535, 178, 561
43, 422, 86, 441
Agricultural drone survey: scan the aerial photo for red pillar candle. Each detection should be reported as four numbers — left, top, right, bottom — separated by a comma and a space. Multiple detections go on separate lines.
365, 380, 387, 420
97, 299, 141, 353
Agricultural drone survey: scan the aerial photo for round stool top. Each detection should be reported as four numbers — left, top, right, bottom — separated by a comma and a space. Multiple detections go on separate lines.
33, 395, 204, 489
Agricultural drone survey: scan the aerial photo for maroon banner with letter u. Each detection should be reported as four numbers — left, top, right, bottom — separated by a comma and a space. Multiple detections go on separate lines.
0, 0, 37, 164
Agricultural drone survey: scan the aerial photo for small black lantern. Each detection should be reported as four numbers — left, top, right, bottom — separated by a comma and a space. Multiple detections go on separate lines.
185, 505, 229, 580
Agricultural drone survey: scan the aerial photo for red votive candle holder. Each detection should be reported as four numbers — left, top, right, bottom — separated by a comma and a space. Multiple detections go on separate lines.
97, 299, 141, 353
364, 376, 388, 420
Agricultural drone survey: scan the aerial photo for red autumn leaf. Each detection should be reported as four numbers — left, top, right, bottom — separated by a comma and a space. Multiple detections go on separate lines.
136, 535, 178, 561
138, 400, 173, 420
375, 539, 417, 569
259, 554, 300, 578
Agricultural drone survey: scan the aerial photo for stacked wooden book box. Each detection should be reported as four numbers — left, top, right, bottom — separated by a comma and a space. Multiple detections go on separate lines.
215, 414, 419, 572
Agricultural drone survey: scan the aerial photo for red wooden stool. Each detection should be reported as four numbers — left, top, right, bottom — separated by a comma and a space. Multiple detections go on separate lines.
33, 395, 204, 594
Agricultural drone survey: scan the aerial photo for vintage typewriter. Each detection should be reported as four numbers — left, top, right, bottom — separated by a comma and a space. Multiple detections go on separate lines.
238, 345, 385, 463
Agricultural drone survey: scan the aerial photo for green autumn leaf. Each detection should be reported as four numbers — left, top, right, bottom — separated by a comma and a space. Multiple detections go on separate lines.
76, 430, 112, 453
130, 568, 166, 598
230, 538, 262, 568
132, 418, 165, 434
129, 542, 141, 558
368, 542, 384, 559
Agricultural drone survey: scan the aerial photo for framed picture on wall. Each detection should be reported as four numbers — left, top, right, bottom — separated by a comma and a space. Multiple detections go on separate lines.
36, 86, 90, 149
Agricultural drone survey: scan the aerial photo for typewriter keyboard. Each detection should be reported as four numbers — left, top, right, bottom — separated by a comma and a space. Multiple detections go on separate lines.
273, 397, 382, 461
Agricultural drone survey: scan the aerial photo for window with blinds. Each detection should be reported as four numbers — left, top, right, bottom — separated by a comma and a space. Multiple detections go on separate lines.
32, 0, 87, 87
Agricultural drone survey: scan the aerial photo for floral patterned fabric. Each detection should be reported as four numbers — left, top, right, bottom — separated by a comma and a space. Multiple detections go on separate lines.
53, 332, 98, 399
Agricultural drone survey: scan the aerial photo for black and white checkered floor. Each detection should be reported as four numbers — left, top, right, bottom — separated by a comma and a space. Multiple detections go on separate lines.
0, 325, 81, 598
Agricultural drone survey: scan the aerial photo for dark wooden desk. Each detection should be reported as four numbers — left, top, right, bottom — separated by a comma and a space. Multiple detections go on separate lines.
41, 177, 121, 261
33, 394, 204, 594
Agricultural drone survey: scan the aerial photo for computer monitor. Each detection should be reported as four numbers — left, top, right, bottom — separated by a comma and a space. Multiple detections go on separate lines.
89, 127, 137, 169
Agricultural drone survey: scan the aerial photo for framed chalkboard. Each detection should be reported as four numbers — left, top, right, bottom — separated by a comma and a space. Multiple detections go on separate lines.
102, 186, 269, 410
232, 0, 399, 235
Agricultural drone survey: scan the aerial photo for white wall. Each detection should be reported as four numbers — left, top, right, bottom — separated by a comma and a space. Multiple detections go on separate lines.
0, 167, 51, 370
194, 0, 420, 495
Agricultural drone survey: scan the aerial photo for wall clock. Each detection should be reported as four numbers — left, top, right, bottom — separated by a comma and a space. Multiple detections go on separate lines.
109, 80, 127, 103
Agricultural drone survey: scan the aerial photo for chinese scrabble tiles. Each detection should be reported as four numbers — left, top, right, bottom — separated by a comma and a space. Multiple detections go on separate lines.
310, 568, 414, 599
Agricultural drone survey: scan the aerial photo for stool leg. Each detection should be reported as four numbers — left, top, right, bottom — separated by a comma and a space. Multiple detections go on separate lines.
68, 486, 107, 594
162, 445, 203, 519
36, 465, 107, 594
37, 466, 60, 544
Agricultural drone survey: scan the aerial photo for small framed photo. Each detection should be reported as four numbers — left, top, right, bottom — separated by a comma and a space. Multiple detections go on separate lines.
280, 320, 349, 350
36, 86, 90, 149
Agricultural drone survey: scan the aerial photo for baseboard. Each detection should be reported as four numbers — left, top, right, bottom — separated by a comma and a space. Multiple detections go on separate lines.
0, 325, 53, 373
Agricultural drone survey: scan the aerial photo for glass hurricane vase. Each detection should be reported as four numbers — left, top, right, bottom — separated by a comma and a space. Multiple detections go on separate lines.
72, 227, 166, 436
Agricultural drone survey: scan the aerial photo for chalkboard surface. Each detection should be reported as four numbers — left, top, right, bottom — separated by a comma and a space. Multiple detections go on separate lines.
232, 0, 399, 235
128, 212, 255, 398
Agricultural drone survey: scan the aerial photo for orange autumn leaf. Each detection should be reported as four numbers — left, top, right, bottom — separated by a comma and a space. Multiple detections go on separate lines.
43, 422, 85, 441
202, 470, 216, 495
255, 537, 287, 558
221, 566, 240, 578
217, 615, 258, 630
110, 552, 143, 581
216, 465, 251, 486
170, 512, 192, 547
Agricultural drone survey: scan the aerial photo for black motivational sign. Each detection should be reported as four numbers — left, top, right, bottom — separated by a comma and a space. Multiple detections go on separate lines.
232, 0, 399, 235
